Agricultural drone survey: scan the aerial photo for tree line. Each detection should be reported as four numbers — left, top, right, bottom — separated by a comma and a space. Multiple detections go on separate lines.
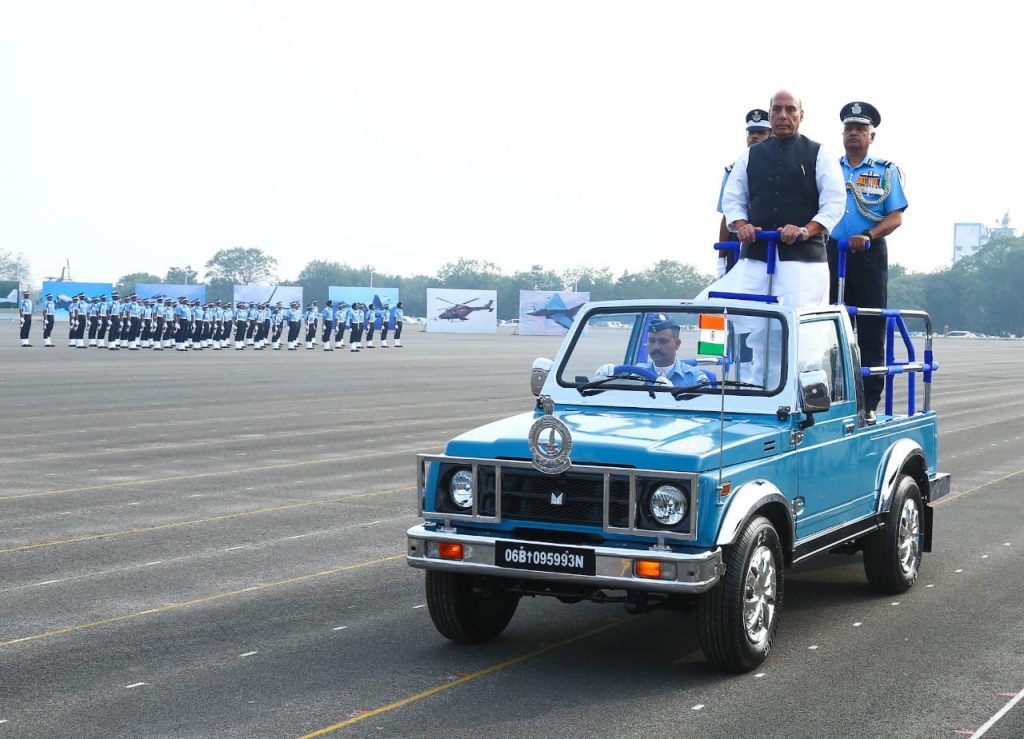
7, 238, 1023, 335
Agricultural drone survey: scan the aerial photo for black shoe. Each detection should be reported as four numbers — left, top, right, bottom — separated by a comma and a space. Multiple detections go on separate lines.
865, 410, 877, 425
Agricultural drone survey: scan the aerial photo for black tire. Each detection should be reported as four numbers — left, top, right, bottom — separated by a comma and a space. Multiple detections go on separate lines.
864, 474, 923, 594
697, 516, 784, 673
425, 571, 521, 643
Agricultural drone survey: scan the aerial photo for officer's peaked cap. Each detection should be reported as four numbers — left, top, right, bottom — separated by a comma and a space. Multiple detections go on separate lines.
649, 314, 680, 333
745, 109, 771, 131
840, 101, 881, 127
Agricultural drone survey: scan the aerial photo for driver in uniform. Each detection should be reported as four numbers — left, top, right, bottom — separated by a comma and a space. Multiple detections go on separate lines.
596, 315, 711, 387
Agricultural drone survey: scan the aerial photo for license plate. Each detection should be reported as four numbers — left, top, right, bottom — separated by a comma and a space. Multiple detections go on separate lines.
495, 541, 595, 576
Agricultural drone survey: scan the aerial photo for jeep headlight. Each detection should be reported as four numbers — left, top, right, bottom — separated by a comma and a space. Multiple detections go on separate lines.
650, 484, 687, 526
449, 469, 474, 510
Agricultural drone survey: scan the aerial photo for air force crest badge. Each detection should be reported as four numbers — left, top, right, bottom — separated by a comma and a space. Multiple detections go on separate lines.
529, 396, 572, 474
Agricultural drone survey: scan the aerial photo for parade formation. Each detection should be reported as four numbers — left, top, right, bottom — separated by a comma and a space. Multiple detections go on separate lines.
18, 293, 406, 352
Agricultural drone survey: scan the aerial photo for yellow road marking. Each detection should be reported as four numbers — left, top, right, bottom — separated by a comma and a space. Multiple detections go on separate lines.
0, 448, 426, 503
933, 467, 1024, 507
299, 617, 632, 737
0, 554, 404, 650
0, 486, 413, 554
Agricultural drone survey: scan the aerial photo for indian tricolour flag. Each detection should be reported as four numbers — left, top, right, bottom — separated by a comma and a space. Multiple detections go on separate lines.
698, 314, 726, 356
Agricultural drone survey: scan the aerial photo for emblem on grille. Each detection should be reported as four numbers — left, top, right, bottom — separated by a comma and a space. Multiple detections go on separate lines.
550, 492, 564, 506
529, 396, 572, 474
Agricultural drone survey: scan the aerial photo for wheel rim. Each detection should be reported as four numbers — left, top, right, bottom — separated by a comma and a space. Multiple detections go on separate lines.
897, 497, 921, 577
743, 545, 777, 645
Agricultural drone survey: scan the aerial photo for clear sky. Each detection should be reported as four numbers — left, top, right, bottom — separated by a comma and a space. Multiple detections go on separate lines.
2, 1, 1019, 286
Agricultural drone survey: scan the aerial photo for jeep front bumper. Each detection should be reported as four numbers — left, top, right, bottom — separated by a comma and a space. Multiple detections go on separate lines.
406, 524, 723, 594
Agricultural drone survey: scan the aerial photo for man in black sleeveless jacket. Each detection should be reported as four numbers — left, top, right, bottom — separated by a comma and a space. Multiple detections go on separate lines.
700, 90, 845, 387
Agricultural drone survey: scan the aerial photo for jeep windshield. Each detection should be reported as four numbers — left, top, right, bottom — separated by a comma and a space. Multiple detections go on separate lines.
557, 307, 787, 397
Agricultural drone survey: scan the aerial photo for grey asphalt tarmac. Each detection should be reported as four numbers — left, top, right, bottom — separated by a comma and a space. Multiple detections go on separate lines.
1, 321, 1023, 738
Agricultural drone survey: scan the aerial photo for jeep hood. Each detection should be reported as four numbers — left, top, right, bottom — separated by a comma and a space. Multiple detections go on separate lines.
444, 406, 788, 472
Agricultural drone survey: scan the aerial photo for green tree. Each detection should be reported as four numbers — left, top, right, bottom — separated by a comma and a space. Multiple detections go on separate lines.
0, 248, 31, 284
205, 247, 277, 284
165, 266, 198, 285
436, 258, 503, 290
115, 272, 163, 297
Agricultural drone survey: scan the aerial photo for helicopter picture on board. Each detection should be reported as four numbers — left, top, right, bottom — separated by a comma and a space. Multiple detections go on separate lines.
426, 289, 497, 334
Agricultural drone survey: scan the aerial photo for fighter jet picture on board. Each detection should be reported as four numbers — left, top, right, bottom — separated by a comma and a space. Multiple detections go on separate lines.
526, 292, 585, 329
0, 287, 18, 306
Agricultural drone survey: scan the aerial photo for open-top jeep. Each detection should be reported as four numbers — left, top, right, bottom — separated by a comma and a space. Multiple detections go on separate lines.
407, 275, 949, 672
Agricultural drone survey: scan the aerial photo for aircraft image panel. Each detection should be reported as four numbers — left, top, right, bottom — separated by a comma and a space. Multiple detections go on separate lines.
40, 281, 114, 318
426, 288, 497, 334
518, 290, 589, 335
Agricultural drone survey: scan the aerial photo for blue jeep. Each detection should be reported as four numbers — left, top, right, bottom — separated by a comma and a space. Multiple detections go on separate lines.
407, 296, 949, 672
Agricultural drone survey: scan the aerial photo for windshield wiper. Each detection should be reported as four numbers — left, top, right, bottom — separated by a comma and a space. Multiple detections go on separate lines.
715, 380, 766, 390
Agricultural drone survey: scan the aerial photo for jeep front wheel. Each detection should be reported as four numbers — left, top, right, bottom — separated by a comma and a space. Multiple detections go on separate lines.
697, 516, 784, 672
425, 571, 521, 643
863, 474, 923, 594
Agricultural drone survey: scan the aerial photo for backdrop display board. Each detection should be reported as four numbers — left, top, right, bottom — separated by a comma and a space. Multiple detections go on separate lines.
232, 284, 303, 307
518, 290, 589, 335
136, 283, 206, 302
40, 281, 114, 318
327, 286, 399, 310
0, 280, 18, 309
426, 288, 497, 334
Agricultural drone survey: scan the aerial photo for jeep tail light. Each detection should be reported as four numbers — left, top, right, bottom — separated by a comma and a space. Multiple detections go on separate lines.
438, 542, 464, 560
635, 560, 677, 580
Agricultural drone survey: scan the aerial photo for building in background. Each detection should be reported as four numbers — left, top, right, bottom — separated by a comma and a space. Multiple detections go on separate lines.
954, 212, 1016, 263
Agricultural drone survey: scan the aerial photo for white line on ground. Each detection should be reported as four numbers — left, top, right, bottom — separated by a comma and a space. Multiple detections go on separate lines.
927, 584, 935, 588
808, 645, 819, 650
144, 561, 163, 566
973, 686, 1024, 737
284, 534, 312, 540
239, 651, 258, 658
58, 511, 72, 515
225, 546, 247, 551
853, 622, 863, 627
332, 626, 348, 631
691, 704, 704, 711
754, 673, 766, 678
0, 719, 8, 724
245, 487, 255, 491
982, 554, 989, 559
955, 569, 963, 573
124, 682, 147, 689
46, 473, 55, 476
86, 469, 97, 472
189, 494, 203, 498
412, 604, 426, 609
891, 602, 901, 606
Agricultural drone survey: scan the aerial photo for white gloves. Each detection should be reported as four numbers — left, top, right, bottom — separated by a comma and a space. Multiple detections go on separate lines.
654, 376, 672, 387
595, 363, 616, 378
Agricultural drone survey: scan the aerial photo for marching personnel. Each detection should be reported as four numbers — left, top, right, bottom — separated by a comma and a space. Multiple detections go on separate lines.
174, 297, 189, 350
211, 300, 224, 349
258, 303, 272, 349
320, 300, 335, 350
162, 297, 176, 349
286, 301, 302, 350
334, 301, 348, 349
73, 293, 88, 348
119, 295, 132, 349
42, 293, 56, 347
68, 294, 80, 347
349, 302, 364, 352
234, 302, 248, 349
140, 298, 153, 348
364, 303, 377, 348
304, 301, 318, 349
271, 302, 285, 349
380, 302, 391, 348
127, 295, 142, 350
246, 302, 258, 346
87, 296, 101, 346
107, 292, 122, 350
203, 303, 215, 348
392, 302, 405, 347
96, 294, 109, 348
152, 297, 166, 350
18, 289, 33, 347
827, 101, 908, 422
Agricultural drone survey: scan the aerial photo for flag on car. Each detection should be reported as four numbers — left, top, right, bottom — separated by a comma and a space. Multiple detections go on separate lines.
698, 314, 726, 356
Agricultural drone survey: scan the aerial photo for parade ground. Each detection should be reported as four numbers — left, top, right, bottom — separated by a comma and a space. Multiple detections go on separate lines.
2, 322, 1023, 738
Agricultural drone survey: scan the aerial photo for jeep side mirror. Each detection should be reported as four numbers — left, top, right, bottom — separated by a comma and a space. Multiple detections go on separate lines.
531, 358, 553, 396
798, 369, 830, 429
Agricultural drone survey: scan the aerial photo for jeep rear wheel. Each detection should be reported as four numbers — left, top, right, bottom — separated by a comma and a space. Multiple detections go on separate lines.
425, 571, 521, 643
864, 474, 923, 594
697, 516, 784, 673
